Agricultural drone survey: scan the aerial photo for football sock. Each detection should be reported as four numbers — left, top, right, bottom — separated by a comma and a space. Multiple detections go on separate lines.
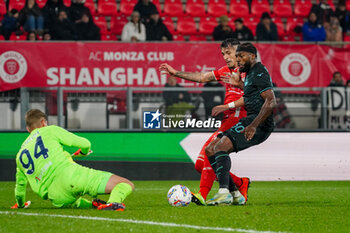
73, 197, 92, 209
214, 151, 231, 190
228, 176, 238, 192
108, 183, 133, 203
194, 155, 205, 173
199, 167, 216, 200
230, 173, 243, 188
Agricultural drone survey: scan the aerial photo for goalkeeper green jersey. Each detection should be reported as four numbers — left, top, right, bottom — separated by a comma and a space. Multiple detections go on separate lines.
15, 125, 91, 207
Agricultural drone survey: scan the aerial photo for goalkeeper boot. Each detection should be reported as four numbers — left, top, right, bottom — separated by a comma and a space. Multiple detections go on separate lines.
231, 191, 246, 205
238, 177, 250, 202
191, 192, 206, 206
98, 203, 125, 211
92, 199, 107, 209
206, 190, 233, 206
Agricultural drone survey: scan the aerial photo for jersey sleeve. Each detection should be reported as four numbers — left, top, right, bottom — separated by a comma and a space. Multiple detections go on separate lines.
15, 164, 27, 208
254, 70, 273, 94
50, 125, 91, 155
212, 66, 228, 81
212, 70, 221, 81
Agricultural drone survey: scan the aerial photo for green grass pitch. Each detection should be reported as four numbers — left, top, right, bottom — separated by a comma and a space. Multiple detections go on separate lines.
0, 181, 349, 233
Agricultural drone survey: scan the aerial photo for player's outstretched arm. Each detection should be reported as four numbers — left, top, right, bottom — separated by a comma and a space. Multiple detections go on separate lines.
212, 97, 244, 117
159, 63, 216, 83
52, 125, 91, 155
245, 89, 276, 141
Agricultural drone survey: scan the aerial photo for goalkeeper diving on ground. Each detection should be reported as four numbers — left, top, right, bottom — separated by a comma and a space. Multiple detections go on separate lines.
12, 109, 134, 211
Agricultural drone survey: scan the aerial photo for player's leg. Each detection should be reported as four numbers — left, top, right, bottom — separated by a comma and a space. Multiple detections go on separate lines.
206, 136, 245, 206
97, 174, 134, 211
191, 131, 222, 205
218, 117, 248, 191
55, 163, 133, 211
197, 155, 216, 200
222, 116, 251, 201
195, 133, 220, 198
194, 154, 205, 174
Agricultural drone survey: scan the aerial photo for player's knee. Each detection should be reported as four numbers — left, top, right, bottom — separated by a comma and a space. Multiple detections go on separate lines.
110, 175, 135, 191
123, 179, 135, 191
213, 141, 226, 154
205, 144, 214, 157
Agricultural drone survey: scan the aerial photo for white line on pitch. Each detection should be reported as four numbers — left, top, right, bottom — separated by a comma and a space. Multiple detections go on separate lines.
0, 211, 288, 233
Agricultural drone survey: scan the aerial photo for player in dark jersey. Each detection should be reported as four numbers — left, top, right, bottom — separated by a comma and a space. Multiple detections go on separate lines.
205, 42, 277, 206
160, 38, 250, 205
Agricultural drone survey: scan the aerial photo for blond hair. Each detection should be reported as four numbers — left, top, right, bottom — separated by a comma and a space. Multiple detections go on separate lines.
25, 109, 47, 129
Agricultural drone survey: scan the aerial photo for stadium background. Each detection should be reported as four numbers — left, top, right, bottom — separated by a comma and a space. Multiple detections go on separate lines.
0, 0, 349, 181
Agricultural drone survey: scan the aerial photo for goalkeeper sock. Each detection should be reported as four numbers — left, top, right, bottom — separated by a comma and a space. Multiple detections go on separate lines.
108, 183, 133, 203
73, 197, 92, 209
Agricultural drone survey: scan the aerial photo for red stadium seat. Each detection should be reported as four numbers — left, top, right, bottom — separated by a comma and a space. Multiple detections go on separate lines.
244, 17, 259, 36
176, 17, 197, 35
101, 33, 118, 40
271, 16, 285, 36
36, 0, 47, 8
10, 34, 27, 40
163, 0, 184, 17
286, 17, 304, 34
151, 0, 162, 15
172, 34, 185, 41
8, 0, 25, 11
189, 35, 207, 41
97, 0, 118, 16
0, 0, 6, 15
110, 15, 128, 35
199, 17, 217, 35
93, 16, 108, 34
0, 34, 5, 40
273, 0, 293, 18
63, 0, 71, 7
281, 35, 295, 41
347, 1, 350, 11
84, 1, 96, 15
207, 0, 228, 17
229, 0, 249, 18
344, 35, 350, 41
185, 0, 206, 17
251, 0, 270, 18
119, 0, 137, 16
162, 17, 175, 34
294, 0, 312, 18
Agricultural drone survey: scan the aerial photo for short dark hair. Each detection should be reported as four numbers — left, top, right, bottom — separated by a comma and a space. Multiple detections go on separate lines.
236, 42, 257, 56
333, 71, 341, 78
10, 9, 18, 15
221, 38, 240, 48
234, 18, 243, 24
25, 109, 47, 128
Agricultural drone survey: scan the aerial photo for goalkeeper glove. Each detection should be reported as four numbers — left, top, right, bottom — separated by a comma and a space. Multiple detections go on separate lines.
72, 149, 93, 157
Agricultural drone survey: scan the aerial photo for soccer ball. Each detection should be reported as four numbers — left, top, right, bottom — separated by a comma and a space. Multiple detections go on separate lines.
167, 185, 192, 207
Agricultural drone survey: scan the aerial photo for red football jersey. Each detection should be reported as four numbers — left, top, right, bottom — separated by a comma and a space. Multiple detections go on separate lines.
212, 66, 246, 119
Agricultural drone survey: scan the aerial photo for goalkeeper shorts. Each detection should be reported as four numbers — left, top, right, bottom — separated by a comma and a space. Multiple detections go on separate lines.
47, 163, 112, 208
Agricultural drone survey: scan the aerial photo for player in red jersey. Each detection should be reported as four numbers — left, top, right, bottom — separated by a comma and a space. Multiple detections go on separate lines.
159, 38, 250, 205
